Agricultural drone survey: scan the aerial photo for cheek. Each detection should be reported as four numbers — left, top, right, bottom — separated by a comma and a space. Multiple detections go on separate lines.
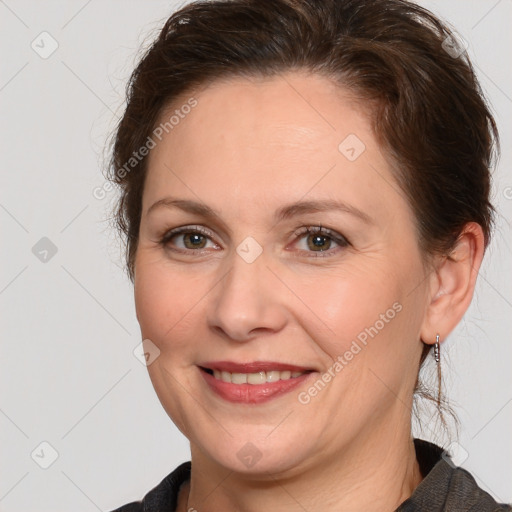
291, 261, 423, 406
134, 258, 205, 353
287, 263, 402, 356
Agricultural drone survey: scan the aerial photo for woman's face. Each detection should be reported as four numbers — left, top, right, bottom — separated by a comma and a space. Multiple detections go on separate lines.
134, 72, 429, 475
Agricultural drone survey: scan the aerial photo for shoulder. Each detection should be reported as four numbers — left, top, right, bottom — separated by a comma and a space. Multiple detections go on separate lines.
397, 439, 511, 511
109, 461, 191, 512
446, 465, 511, 512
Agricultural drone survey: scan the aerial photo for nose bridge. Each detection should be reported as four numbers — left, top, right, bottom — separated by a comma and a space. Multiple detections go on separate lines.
208, 241, 286, 341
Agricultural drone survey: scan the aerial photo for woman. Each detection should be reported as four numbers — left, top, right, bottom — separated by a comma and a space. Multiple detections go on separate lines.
108, 0, 510, 510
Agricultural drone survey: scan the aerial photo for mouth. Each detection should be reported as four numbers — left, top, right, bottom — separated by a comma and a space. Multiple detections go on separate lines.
198, 361, 316, 404
199, 360, 315, 383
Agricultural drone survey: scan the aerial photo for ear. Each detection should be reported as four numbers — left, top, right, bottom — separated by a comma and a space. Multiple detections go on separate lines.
420, 222, 486, 346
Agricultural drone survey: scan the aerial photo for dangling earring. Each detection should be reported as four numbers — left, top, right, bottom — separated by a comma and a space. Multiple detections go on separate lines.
433, 333, 440, 363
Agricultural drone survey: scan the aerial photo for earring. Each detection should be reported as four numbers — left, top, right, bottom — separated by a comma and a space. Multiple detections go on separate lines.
433, 334, 440, 363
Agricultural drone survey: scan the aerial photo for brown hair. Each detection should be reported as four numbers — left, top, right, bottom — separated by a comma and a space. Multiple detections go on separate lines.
106, 0, 499, 430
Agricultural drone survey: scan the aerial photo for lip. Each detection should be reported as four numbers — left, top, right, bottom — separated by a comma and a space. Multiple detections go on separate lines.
198, 362, 316, 404
199, 360, 315, 373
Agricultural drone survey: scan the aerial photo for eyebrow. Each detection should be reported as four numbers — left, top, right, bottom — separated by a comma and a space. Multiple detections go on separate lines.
146, 197, 373, 225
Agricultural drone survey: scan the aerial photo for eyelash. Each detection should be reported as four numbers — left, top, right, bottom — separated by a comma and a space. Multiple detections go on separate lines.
158, 224, 350, 258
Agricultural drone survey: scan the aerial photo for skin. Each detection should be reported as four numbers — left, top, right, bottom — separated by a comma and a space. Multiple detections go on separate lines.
133, 71, 485, 512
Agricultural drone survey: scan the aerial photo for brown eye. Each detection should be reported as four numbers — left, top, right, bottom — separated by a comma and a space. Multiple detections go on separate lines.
160, 225, 218, 253
293, 226, 349, 257
181, 232, 207, 249
306, 232, 332, 251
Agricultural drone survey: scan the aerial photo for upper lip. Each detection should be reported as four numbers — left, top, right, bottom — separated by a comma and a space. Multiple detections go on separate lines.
199, 361, 315, 373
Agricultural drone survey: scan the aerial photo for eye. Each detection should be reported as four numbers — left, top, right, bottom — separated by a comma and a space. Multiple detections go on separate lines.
291, 225, 349, 257
159, 225, 219, 253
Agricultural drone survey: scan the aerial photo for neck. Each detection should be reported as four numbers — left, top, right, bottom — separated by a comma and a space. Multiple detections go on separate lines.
178, 430, 423, 512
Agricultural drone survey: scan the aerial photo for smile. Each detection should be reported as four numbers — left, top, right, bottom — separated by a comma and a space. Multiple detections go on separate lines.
198, 361, 316, 404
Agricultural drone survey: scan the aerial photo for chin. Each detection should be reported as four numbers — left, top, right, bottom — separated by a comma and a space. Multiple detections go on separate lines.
190, 428, 317, 478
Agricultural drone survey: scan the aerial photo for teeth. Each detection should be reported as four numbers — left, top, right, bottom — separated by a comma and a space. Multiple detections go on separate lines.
247, 371, 266, 385
211, 369, 306, 384
231, 372, 248, 385
266, 370, 281, 383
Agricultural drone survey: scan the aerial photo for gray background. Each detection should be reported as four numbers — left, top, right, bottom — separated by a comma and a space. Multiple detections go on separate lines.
1, 0, 511, 510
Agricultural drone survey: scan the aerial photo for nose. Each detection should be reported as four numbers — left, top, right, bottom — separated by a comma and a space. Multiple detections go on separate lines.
207, 247, 288, 342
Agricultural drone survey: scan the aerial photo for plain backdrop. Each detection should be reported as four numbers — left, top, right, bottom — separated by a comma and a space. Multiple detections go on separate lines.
1, 1, 511, 510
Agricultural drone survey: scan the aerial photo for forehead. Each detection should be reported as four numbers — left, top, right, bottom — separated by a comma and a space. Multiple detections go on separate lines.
153, 72, 371, 156
143, 72, 407, 223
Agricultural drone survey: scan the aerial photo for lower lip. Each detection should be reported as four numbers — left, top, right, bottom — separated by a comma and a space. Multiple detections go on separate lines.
199, 368, 314, 404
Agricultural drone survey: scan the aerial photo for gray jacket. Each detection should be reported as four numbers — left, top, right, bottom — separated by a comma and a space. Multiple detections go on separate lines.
397, 439, 511, 511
